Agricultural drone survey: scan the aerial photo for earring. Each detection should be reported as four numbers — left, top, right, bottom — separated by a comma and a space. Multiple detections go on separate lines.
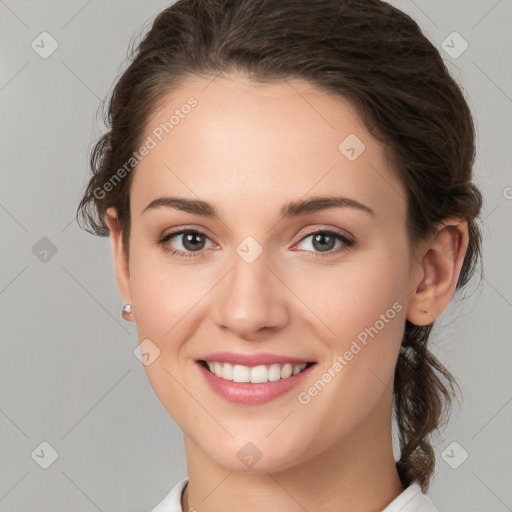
121, 303, 133, 321
421, 309, 431, 316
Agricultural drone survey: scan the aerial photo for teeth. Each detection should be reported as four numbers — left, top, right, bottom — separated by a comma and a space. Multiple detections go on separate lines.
204, 361, 308, 383
222, 362, 233, 381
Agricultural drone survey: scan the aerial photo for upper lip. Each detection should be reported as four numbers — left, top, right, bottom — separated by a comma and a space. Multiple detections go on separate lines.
197, 351, 315, 367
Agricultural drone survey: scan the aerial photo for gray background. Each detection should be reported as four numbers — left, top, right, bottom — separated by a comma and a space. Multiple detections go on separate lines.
0, 1, 511, 511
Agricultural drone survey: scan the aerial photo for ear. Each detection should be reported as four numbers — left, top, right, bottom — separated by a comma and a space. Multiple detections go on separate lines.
406, 217, 469, 326
105, 207, 134, 321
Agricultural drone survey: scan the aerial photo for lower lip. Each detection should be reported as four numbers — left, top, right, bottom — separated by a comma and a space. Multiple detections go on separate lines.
197, 362, 316, 405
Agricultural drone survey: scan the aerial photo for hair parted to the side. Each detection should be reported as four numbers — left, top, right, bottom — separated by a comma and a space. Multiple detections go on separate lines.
76, 0, 483, 492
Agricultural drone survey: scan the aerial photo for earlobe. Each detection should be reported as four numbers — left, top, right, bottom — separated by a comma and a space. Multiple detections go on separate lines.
406, 218, 469, 326
105, 207, 134, 320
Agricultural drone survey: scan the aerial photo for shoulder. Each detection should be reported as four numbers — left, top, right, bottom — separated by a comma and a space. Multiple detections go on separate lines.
381, 483, 441, 512
150, 478, 189, 512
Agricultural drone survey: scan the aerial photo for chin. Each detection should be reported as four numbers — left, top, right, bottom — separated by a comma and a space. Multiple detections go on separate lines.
198, 436, 312, 475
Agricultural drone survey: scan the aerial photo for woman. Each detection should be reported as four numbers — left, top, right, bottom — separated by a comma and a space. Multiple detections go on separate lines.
77, 0, 482, 510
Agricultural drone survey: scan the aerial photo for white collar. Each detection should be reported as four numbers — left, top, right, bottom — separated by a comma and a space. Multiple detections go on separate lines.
151, 478, 440, 512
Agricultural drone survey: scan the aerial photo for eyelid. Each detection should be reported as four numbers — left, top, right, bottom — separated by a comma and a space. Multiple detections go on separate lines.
159, 225, 216, 243
158, 226, 218, 249
291, 225, 354, 245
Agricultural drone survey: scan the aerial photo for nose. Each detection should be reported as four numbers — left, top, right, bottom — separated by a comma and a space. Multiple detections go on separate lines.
211, 248, 290, 340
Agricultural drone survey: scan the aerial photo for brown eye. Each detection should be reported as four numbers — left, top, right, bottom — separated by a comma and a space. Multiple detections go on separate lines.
158, 229, 215, 258
178, 231, 207, 251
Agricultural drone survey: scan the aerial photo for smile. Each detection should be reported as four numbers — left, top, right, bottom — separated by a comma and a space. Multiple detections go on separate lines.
201, 360, 312, 383
197, 359, 317, 405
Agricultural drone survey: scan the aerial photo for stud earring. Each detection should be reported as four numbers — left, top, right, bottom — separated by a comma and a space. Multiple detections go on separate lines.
421, 309, 431, 316
121, 304, 133, 321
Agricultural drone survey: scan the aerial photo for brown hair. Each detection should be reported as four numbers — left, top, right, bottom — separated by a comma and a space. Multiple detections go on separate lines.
77, 0, 482, 492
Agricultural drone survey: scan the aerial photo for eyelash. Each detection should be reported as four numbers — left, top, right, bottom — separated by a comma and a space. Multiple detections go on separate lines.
157, 227, 355, 260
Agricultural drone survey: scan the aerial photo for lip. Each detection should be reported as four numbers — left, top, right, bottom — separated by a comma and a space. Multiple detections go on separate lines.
197, 360, 317, 405
197, 351, 314, 366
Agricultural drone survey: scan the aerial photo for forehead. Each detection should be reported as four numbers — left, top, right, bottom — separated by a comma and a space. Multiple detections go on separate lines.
130, 72, 406, 223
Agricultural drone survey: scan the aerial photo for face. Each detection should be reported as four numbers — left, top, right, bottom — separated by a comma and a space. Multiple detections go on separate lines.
111, 72, 421, 473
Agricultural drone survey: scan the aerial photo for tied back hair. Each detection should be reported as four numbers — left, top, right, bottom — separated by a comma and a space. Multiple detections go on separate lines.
76, 0, 483, 491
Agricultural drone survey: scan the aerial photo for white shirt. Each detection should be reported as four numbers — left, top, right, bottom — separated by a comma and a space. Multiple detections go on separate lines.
151, 478, 440, 512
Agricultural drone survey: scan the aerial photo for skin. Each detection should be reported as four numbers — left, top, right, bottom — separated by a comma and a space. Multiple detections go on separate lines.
106, 72, 468, 512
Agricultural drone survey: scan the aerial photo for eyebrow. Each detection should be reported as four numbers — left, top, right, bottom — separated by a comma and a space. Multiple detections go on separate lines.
141, 195, 375, 219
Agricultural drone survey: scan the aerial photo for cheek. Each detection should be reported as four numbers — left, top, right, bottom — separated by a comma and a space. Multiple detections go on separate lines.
295, 243, 409, 391
127, 233, 208, 335
127, 244, 210, 425
290, 244, 409, 342
290, 251, 409, 441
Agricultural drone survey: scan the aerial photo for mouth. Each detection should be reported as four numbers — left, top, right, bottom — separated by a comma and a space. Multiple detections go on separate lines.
198, 360, 315, 383
196, 359, 317, 405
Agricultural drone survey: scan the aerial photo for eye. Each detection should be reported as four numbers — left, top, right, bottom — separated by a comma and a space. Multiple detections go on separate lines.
293, 229, 354, 257
158, 229, 216, 258
158, 227, 354, 259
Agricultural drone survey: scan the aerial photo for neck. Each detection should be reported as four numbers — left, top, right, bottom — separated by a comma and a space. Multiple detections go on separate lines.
180, 397, 404, 512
